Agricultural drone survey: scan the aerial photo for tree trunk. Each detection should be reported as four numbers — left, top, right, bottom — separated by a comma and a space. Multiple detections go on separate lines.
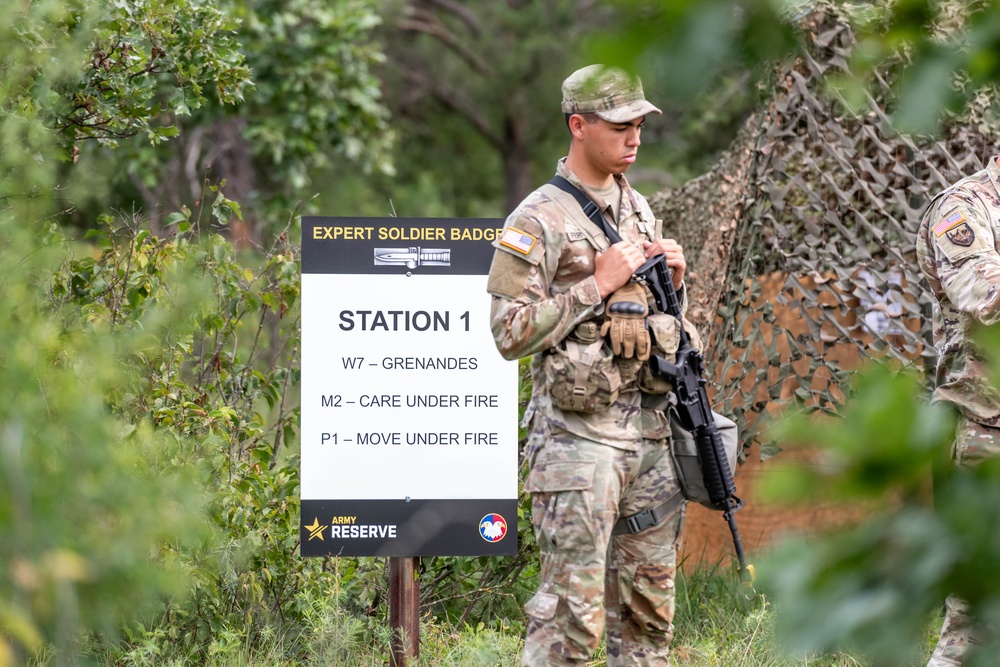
502, 115, 534, 215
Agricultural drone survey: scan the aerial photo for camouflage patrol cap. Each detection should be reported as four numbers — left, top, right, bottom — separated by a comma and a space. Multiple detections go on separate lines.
561, 64, 662, 123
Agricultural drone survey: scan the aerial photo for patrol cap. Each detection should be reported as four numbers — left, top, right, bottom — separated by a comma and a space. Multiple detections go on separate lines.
561, 64, 662, 123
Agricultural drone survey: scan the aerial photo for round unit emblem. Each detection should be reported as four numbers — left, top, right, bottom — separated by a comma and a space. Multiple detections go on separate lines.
479, 513, 508, 542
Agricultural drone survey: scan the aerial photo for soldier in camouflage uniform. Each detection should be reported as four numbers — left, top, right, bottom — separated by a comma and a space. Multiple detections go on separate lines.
916, 156, 1000, 667
487, 65, 691, 666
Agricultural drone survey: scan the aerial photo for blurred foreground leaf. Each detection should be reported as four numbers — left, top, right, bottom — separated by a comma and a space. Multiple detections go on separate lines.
760, 360, 1000, 666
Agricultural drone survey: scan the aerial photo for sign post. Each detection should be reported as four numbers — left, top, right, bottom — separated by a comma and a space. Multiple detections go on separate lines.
389, 557, 419, 666
299, 217, 517, 663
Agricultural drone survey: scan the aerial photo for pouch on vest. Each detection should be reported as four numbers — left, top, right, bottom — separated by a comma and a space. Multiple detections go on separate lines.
638, 313, 680, 394
544, 338, 621, 413
668, 406, 739, 509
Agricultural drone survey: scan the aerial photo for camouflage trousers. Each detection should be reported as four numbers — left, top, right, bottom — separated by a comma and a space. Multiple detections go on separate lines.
927, 596, 978, 667
927, 417, 999, 666
521, 431, 685, 667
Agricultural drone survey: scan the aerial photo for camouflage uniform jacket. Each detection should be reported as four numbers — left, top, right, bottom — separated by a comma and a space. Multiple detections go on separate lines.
487, 159, 688, 450
916, 156, 1000, 426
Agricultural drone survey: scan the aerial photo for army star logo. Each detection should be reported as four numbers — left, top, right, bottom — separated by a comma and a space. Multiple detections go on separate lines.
304, 518, 325, 541
946, 223, 975, 247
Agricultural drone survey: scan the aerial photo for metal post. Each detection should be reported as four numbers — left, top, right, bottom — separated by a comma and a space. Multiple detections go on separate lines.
389, 556, 419, 667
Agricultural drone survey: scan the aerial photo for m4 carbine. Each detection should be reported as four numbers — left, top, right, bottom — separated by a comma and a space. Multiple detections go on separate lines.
634, 252, 754, 585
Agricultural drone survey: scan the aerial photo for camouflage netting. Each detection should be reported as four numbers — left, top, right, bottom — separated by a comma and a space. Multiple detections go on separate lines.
648, 4, 1000, 459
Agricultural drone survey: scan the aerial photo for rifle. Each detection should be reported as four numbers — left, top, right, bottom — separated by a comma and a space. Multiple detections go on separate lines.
549, 176, 754, 585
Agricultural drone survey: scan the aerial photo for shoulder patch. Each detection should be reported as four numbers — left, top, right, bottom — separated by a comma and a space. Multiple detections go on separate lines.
933, 208, 967, 237
499, 227, 537, 255
486, 251, 535, 299
928, 201, 992, 265
945, 223, 975, 247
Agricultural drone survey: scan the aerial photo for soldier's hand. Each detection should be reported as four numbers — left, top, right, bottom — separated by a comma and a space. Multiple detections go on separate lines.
600, 282, 651, 360
594, 241, 646, 299
644, 239, 685, 290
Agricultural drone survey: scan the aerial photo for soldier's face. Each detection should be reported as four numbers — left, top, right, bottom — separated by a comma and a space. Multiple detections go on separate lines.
581, 116, 644, 176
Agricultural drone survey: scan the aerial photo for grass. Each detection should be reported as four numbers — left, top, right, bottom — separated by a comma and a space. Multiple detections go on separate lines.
68, 563, 941, 666
668, 562, 938, 667
297, 562, 940, 667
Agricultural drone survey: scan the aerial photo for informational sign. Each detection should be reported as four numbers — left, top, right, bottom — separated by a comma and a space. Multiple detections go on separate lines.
300, 217, 518, 557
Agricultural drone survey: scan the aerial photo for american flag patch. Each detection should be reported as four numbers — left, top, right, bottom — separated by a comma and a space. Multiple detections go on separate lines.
934, 209, 966, 237
500, 227, 537, 255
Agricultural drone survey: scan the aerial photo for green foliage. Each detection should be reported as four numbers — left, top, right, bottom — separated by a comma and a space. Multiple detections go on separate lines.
230, 0, 394, 186
604, 0, 1000, 137
763, 365, 955, 505
5, 0, 391, 239
670, 562, 887, 666
313, 130, 505, 220
44, 199, 316, 662
0, 211, 214, 665
758, 361, 1000, 666
58, 0, 252, 148
417, 617, 522, 667
94, 0, 393, 238
0, 0, 93, 200
418, 541, 537, 634
0, 0, 256, 232
832, 0, 1000, 134
593, 0, 798, 106
0, 5, 240, 663
294, 585, 391, 666
1, 0, 251, 166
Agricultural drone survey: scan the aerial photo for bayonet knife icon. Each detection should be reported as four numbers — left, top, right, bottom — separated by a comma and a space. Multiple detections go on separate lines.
373, 247, 451, 269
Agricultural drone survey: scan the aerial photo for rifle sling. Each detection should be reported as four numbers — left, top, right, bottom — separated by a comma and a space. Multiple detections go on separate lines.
549, 175, 669, 285
549, 175, 687, 536
547, 175, 619, 242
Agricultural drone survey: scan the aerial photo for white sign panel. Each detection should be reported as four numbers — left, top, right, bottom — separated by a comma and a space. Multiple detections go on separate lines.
300, 217, 518, 557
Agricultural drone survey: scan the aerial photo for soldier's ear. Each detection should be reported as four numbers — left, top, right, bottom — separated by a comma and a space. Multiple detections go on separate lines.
567, 114, 587, 138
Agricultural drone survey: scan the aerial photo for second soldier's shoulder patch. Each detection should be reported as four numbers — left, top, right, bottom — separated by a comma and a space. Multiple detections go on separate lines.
929, 202, 991, 264
946, 222, 975, 247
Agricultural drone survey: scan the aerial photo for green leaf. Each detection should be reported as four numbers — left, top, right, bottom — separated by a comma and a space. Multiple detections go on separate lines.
163, 211, 189, 227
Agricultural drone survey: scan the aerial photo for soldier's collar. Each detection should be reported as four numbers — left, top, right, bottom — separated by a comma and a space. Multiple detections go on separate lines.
555, 159, 636, 211
987, 156, 1000, 197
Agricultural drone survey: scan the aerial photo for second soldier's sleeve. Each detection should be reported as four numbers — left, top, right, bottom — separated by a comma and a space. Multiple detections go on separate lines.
926, 195, 1000, 326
